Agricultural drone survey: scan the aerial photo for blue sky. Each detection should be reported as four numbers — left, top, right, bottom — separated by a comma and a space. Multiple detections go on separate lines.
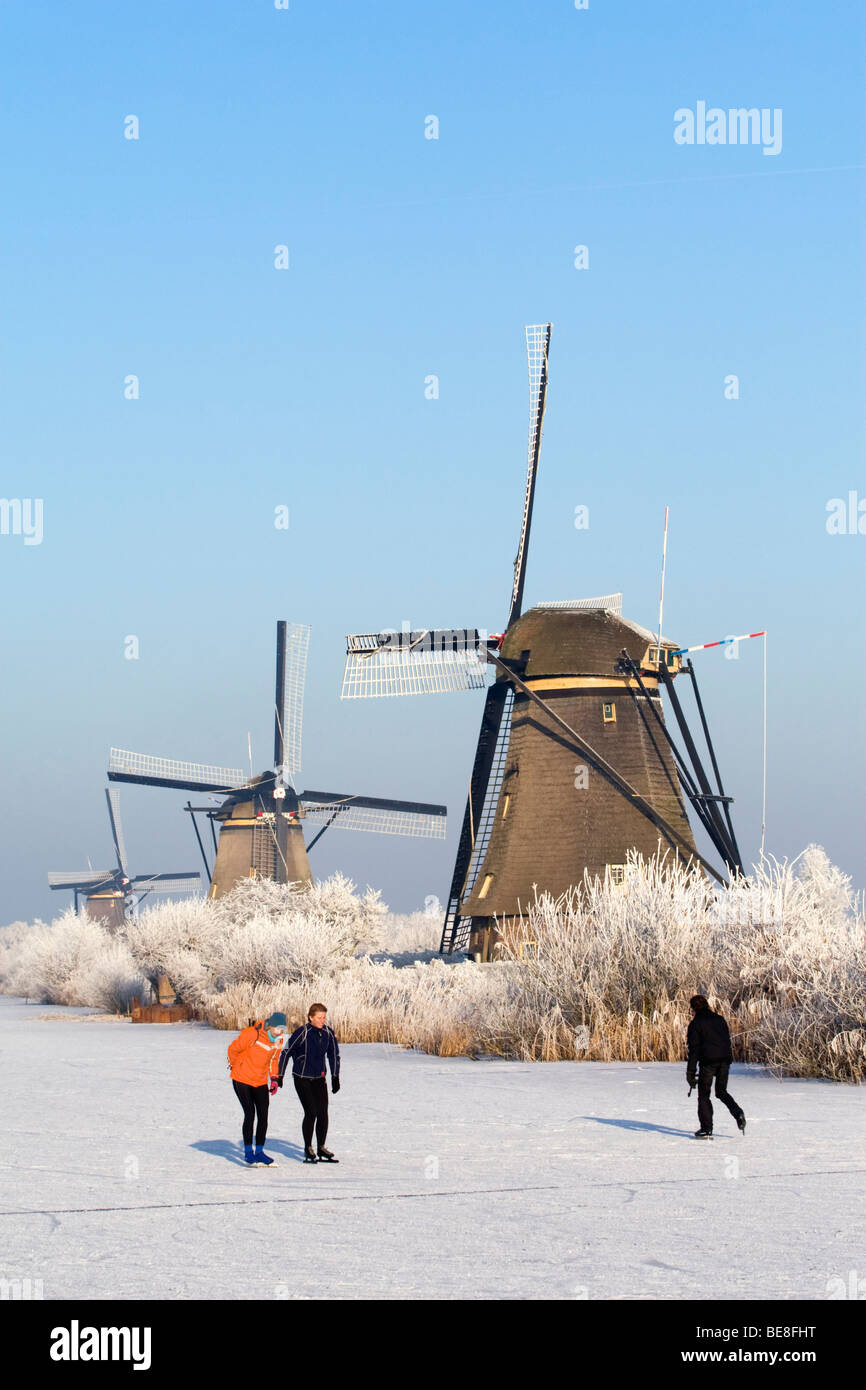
1, 0, 863, 923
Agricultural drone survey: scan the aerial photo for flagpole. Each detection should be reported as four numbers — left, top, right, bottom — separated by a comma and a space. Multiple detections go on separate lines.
657, 506, 669, 650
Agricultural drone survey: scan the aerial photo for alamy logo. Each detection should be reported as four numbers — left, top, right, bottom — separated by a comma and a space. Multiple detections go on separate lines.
0, 498, 43, 545
49, 1320, 152, 1371
674, 102, 782, 156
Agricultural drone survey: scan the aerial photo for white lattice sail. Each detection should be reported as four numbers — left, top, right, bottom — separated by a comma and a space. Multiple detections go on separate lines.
106, 787, 129, 875
48, 870, 114, 887
536, 594, 623, 614
132, 875, 202, 896
301, 795, 447, 839
281, 622, 310, 776
341, 630, 489, 699
109, 748, 247, 790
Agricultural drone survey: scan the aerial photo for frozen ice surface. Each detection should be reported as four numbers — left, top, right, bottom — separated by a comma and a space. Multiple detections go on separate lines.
0, 997, 862, 1301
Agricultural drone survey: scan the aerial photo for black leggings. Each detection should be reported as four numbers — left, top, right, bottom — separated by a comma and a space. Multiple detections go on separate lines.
697, 1062, 743, 1132
293, 1076, 328, 1149
233, 1081, 269, 1147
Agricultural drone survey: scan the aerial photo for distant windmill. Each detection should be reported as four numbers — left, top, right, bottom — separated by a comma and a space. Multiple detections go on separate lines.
340, 324, 744, 959
108, 621, 446, 898
47, 788, 200, 927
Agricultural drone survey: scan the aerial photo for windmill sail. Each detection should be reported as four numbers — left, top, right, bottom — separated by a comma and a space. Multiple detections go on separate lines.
48, 869, 115, 889
105, 787, 129, 877
131, 873, 201, 894
341, 629, 489, 699
441, 325, 552, 951
508, 323, 552, 628
275, 621, 310, 778
440, 681, 515, 954
300, 790, 447, 839
108, 749, 247, 793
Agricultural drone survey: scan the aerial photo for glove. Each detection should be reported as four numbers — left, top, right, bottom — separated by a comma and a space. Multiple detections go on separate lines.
276, 1075, 284, 1088
269, 1078, 279, 1096
687, 1081, 695, 1094
331, 1076, 341, 1094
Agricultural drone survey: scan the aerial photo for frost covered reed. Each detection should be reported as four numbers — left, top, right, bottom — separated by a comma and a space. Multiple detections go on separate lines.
1, 850, 862, 1079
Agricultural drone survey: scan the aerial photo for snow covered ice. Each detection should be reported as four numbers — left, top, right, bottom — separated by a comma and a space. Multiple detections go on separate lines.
1, 997, 863, 1301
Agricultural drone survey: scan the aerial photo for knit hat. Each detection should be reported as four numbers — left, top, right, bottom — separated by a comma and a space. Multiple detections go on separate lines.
265, 1011, 288, 1028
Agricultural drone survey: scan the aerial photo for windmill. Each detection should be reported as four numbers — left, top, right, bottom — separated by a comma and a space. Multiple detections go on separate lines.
47, 788, 200, 927
108, 621, 446, 899
340, 324, 744, 959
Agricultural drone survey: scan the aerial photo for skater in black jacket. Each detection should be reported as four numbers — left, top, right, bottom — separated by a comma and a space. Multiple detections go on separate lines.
686, 994, 746, 1139
278, 1003, 340, 1164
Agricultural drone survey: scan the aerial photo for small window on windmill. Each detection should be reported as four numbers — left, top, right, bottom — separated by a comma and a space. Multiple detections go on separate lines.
602, 701, 616, 723
648, 646, 660, 665
518, 939, 538, 960
478, 874, 494, 900
608, 864, 626, 887
501, 794, 511, 820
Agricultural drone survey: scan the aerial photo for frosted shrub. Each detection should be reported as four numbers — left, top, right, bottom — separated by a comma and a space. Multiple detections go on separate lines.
211, 911, 348, 987
716, 849, 866, 1081
66, 941, 149, 1014
304, 874, 388, 952
496, 846, 865, 1077
2, 910, 143, 1009
0, 920, 35, 993
123, 898, 220, 1003
371, 910, 443, 957
211, 873, 386, 951
199, 979, 302, 1032
4, 850, 861, 1078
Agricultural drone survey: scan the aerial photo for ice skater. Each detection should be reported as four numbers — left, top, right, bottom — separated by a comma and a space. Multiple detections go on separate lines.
686, 994, 746, 1139
278, 1003, 340, 1163
227, 1010, 288, 1166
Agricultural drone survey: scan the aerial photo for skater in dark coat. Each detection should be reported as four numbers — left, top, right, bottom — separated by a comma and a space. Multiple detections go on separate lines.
686, 995, 746, 1139
278, 1003, 340, 1164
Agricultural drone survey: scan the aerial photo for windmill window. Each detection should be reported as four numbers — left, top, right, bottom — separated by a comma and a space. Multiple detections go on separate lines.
602, 701, 616, 723
502, 794, 511, 820
608, 864, 626, 885
478, 874, 494, 900
519, 940, 538, 960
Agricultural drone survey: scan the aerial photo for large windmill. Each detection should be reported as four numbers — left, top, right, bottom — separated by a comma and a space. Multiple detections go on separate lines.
47, 788, 200, 927
108, 622, 446, 898
340, 324, 743, 959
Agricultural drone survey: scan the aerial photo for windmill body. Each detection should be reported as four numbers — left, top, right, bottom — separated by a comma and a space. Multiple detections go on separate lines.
109, 622, 446, 900
208, 777, 313, 899
457, 603, 696, 950
340, 325, 743, 959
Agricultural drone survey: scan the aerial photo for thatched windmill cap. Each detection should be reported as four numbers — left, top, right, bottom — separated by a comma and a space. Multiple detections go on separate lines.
500, 601, 677, 678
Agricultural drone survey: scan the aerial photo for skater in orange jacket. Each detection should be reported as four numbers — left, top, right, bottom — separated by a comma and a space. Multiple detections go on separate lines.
228, 1011, 287, 1166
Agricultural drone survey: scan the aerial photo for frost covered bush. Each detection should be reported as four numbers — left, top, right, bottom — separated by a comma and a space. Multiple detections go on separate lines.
199, 957, 518, 1056
497, 846, 865, 1079
0, 909, 146, 1009
370, 910, 443, 958
124, 897, 220, 1005
712, 848, 866, 1081
66, 941, 149, 1014
2, 851, 862, 1078
207, 873, 388, 988
213, 872, 387, 955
